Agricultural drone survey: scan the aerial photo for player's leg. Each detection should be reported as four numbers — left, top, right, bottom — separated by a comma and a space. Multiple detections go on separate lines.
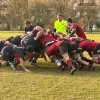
58, 41, 76, 74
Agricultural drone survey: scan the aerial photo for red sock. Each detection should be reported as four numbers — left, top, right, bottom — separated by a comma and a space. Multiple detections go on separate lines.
15, 53, 20, 64
28, 53, 33, 61
66, 59, 72, 66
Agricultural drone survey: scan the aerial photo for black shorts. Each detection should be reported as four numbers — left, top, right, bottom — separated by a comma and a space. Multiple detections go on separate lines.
59, 40, 77, 55
27, 40, 43, 53
59, 41, 69, 55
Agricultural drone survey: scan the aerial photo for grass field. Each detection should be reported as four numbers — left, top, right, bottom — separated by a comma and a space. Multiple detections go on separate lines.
0, 32, 100, 100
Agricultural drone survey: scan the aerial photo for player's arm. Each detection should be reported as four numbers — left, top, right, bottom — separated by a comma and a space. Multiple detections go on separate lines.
66, 21, 69, 33
24, 27, 27, 34
54, 21, 58, 32
69, 28, 76, 37
34, 30, 43, 40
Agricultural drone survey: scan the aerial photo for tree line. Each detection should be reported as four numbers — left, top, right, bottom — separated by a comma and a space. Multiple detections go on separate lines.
0, 0, 99, 31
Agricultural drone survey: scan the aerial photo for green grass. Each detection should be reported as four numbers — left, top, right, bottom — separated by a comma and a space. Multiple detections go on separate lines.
0, 32, 100, 100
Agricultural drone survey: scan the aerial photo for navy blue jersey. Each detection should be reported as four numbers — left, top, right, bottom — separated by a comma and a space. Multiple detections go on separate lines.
11, 36, 21, 46
13, 46, 26, 57
25, 25, 34, 33
1, 46, 14, 61
0, 41, 4, 51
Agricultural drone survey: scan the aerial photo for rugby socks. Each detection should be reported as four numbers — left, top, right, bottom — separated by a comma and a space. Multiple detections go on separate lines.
55, 59, 62, 67
66, 59, 76, 74
8, 61, 16, 71
28, 52, 33, 61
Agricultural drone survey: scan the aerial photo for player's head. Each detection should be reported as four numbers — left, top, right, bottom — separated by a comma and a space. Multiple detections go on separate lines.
26, 20, 32, 27
4, 41, 12, 46
57, 14, 64, 21
67, 18, 73, 23
33, 25, 44, 31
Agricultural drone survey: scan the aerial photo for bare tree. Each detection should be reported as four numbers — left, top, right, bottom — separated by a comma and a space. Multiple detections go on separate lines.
6, 0, 28, 30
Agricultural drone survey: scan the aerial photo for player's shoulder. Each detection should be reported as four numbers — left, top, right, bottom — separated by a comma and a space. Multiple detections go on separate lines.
62, 19, 67, 23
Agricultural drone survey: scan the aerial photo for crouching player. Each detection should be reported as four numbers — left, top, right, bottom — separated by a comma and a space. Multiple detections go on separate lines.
67, 18, 87, 39
1, 41, 30, 72
34, 28, 77, 74
78, 39, 100, 70
21, 26, 44, 65
61, 37, 93, 70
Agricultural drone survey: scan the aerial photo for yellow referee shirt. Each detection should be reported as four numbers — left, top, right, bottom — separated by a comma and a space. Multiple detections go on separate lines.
54, 19, 68, 35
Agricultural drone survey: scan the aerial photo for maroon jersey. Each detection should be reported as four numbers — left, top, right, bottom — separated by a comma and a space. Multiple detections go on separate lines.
69, 23, 86, 39
39, 33, 57, 46
32, 29, 39, 37
39, 33, 63, 56
79, 40, 99, 51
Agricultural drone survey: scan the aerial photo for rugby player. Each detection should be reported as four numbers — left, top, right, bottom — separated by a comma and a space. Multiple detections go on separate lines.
68, 18, 87, 39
